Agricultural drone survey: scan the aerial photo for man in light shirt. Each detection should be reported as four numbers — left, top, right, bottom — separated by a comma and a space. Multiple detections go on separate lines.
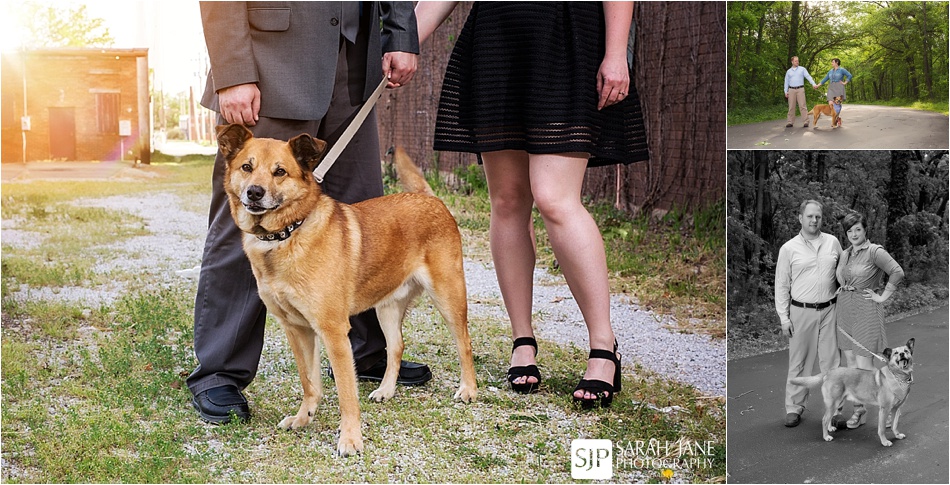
783, 56, 819, 128
775, 199, 842, 427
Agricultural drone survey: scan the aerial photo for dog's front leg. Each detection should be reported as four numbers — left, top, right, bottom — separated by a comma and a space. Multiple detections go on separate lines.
878, 405, 893, 446
891, 407, 905, 440
277, 322, 323, 430
321, 321, 364, 456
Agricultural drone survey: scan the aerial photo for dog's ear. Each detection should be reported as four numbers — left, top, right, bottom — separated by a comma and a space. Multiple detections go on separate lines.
883, 348, 893, 360
216, 124, 253, 161
906, 338, 915, 354
288, 134, 328, 174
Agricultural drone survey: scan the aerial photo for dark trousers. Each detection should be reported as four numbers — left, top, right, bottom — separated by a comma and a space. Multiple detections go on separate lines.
187, 34, 387, 396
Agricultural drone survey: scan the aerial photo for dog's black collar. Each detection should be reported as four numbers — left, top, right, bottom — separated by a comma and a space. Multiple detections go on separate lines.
257, 220, 304, 242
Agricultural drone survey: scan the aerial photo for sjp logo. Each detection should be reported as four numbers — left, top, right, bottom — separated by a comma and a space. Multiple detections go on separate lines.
571, 439, 613, 480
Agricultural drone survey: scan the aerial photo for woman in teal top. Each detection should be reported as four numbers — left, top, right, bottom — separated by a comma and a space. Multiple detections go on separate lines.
816, 58, 852, 126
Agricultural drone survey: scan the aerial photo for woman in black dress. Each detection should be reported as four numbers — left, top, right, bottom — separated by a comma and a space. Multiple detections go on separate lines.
416, 1, 649, 408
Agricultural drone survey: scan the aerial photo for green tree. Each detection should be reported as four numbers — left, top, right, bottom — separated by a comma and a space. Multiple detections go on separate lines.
728, 1, 948, 117
16, 1, 114, 48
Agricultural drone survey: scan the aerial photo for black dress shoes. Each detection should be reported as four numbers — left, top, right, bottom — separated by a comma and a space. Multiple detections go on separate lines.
328, 359, 432, 386
192, 385, 251, 424
784, 412, 801, 427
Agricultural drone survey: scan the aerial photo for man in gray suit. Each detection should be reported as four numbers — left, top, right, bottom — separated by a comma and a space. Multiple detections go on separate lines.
189, 1, 428, 424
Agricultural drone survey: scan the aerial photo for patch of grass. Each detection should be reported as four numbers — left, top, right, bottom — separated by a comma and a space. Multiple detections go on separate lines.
149, 152, 216, 191
0, 199, 148, 290
1, 254, 96, 289
577, 200, 725, 337
854, 98, 949, 115
727, 103, 791, 126
2, 287, 724, 482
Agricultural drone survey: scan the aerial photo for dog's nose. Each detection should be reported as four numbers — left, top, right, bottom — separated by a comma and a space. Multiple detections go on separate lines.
246, 185, 265, 201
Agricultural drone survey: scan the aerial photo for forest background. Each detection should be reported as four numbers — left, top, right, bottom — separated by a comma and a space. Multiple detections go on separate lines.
727, 1, 949, 125
727, 150, 949, 358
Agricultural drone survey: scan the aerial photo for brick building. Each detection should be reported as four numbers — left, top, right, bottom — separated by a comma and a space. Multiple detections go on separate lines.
1, 48, 150, 164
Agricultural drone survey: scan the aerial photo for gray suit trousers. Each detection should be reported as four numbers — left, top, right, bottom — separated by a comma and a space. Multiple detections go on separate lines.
188, 34, 387, 396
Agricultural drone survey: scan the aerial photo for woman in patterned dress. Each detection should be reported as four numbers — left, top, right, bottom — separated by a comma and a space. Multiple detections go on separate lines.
835, 212, 905, 428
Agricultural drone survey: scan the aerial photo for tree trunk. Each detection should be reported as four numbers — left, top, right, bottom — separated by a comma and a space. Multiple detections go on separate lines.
788, 1, 800, 61
918, 1, 934, 99
752, 151, 768, 278
886, 151, 914, 260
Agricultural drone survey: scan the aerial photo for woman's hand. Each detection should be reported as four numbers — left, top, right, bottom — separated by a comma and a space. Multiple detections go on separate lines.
864, 289, 886, 303
597, 54, 629, 110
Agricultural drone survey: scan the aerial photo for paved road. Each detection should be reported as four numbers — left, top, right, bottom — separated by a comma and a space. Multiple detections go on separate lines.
727, 306, 949, 484
727, 104, 949, 149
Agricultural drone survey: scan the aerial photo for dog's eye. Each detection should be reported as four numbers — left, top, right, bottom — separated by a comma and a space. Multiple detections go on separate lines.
241, 163, 253, 173
274, 168, 287, 177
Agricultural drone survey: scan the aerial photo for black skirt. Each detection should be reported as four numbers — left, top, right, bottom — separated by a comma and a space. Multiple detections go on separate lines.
434, 2, 649, 167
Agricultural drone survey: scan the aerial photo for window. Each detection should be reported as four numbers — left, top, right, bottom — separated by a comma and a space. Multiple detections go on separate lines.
96, 93, 120, 134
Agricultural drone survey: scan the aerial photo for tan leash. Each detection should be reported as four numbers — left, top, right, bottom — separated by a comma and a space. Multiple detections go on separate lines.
313, 76, 388, 184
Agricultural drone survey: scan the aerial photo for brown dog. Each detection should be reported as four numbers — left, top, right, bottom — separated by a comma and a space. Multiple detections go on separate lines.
807, 96, 842, 129
216, 124, 477, 456
790, 338, 914, 447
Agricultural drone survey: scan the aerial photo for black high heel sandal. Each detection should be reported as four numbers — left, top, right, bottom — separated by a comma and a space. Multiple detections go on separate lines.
573, 341, 622, 409
507, 337, 541, 394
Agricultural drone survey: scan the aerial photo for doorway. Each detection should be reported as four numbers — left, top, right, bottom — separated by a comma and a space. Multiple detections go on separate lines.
48, 107, 76, 160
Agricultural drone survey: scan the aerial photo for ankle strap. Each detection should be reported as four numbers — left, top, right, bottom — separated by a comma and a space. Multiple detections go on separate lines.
588, 348, 619, 364
512, 337, 538, 355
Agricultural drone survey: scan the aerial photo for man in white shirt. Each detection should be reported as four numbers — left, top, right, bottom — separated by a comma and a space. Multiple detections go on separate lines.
783, 56, 819, 128
775, 199, 842, 427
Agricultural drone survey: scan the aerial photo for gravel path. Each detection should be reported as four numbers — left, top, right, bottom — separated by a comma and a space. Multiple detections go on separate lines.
3, 191, 725, 397
465, 260, 725, 397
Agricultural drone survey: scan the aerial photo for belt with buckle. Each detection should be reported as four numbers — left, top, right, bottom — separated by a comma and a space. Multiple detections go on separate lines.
790, 297, 836, 310
789, 85, 804, 89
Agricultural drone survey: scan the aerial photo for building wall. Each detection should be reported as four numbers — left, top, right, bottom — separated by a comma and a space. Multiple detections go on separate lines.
1, 49, 149, 163
376, 2, 726, 216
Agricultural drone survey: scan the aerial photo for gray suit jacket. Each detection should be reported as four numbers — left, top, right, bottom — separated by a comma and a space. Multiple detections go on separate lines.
199, 1, 419, 121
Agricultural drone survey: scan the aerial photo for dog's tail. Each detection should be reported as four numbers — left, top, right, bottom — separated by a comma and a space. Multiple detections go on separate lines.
789, 374, 824, 388
393, 146, 436, 196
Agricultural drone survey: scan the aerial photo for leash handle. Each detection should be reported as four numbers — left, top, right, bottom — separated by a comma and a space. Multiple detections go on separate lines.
313, 76, 389, 183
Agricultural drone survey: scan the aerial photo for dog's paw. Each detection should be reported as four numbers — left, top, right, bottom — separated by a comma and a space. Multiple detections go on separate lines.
823, 435, 834, 442
881, 439, 893, 447
454, 386, 477, 403
894, 432, 906, 440
336, 428, 363, 456
827, 424, 837, 433
368, 386, 396, 402
337, 432, 364, 456
277, 414, 312, 430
